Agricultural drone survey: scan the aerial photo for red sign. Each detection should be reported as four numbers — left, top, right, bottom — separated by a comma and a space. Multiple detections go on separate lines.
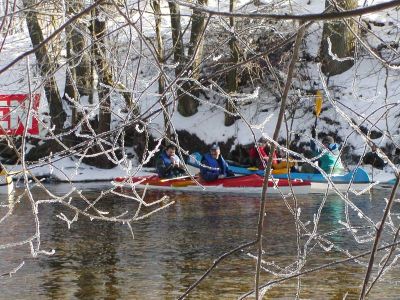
0, 94, 40, 135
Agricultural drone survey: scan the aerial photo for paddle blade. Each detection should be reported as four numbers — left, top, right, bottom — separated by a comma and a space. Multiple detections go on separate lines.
247, 167, 259, 171
160, 175, 191, 182
171, 180, 195, 187
315, 90, 323, 117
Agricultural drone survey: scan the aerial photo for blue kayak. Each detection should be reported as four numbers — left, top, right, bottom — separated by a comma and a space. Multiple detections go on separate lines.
187, 152, 371, 184
383, 178, 397, 185
272, 169, 370, 183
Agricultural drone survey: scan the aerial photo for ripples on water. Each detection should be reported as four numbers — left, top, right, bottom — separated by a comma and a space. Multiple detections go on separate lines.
1, 184, 400, 299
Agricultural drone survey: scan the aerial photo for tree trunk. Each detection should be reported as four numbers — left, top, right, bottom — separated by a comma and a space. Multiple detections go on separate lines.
224, 0, 239, 126
64, 30, 78, 126
71, 32, 92, 99
319, 0, 358, 76
177, 0, 208, 117
168, 0, 196, 118
168, 1, 184, 75
64, 0, 92, 128
91, 7, 112, 134
187, 0, 208, 81
90, 7, 140, 134
152, 0, 170, 139
23, 0, 66, 132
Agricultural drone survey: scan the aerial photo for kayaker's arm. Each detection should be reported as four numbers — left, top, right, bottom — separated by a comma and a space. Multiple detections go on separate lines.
200, 159, 219, 181
200, 167, 219, 181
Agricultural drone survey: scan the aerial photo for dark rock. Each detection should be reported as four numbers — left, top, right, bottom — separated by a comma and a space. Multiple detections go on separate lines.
320, 116, 340, 126
359, 126, 383, 139
0, 138, 21, 163
229, 143, 253, 165
25, 139, 65, 162
175, 130, 235, 159
81, 143, 123, 169
363, 152, 386, 169
124, 123, 157, 167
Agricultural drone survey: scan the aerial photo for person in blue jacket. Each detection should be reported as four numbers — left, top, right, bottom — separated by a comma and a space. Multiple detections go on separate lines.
200, 144, 235, 181
156, 145, 186, 178
311, 128, 345, 175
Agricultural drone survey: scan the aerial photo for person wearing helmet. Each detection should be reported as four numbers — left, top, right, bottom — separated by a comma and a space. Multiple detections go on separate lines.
311, 128, 345, 174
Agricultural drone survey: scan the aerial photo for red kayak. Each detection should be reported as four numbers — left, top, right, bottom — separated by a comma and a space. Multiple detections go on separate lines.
114, 174, 311, 195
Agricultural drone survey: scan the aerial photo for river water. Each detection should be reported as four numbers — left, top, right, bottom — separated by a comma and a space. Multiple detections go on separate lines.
1, 183, 400, 299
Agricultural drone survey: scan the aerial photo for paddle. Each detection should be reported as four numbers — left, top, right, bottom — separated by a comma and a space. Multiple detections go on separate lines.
314, 90, 323, 128
159, 175, 192, 182
171, 178, 198, 187
247, 167, 259, 171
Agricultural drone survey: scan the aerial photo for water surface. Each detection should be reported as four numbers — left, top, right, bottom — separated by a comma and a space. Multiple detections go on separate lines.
0, 184, 399, 299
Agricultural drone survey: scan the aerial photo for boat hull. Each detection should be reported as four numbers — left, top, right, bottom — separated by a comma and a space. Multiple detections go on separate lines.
114, 174, 311, 195
187, 152, 373, 194
310, 182, 374, 193
272, 168, 370, 183
188, 153, 370, 184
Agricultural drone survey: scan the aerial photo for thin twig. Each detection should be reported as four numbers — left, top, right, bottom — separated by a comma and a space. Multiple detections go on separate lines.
255, 22, 306, 300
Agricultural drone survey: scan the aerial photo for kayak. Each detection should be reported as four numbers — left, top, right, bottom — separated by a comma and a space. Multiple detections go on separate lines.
0, 174, 14, 196
384, 178, 396, 185
187, 152, 370, 183
375, 178, 398, 189
187, 152, 372, 193
113, 174, 311, 195
272, 168, 370, 183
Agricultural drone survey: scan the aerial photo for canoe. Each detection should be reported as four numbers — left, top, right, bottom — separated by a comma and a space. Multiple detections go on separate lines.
0, 174, 14, 195
114, 174, 311, 195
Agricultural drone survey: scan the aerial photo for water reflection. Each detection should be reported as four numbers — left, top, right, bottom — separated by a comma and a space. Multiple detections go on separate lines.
37, 199, 123, 300
1, 185, 400, 299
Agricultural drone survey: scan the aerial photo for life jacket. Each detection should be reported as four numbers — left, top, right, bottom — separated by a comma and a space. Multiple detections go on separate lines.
249, 146, 267, 160
320, 143, 345, 174
200, 153, 232, 181
312, 141, 345, 174
156, 151, 183, 178
249, 146, 278, 168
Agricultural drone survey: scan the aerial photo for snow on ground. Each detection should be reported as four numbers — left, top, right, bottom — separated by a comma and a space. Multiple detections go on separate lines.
363, 164, 395, 183
5, 157, 155, 182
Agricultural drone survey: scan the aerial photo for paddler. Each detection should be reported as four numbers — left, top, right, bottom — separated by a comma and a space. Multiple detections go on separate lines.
156, 145, 186, 178
200, 144, 235, 181
311, 128, 345, 174
249, 137, 295, 172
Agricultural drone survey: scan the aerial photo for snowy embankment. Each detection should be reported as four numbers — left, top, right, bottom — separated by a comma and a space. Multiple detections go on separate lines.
5, 158, 154, 182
